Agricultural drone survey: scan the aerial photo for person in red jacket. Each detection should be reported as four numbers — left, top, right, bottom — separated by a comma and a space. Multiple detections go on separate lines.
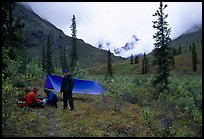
26, 86, 45, 108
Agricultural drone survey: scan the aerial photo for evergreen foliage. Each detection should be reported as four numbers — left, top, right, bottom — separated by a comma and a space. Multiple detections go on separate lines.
42, 45, 46, 71
107, 49, 113, 78
141, 53, 148, 74
152, 2, 171, 95
130, 54, 133, 64
189, 44, 192, 51
70, 15, 78, 73
46, 34, 54, 74
135, 56, 139, 64
178, 45, 182, 55
60, 45, 67, 71
192, 43, 197, 72
2, 2, 25, 78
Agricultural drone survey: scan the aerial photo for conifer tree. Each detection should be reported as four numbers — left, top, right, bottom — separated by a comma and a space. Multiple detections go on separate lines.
107, 49, 113, 78
42, 45, 46, 71
135, 56, 139, 64
63, 46, 67, 69
192, 43, 197, 72
144, 53, 148, 73
130, 54, 133, 64
46, 34, 54, 74
189, 44, 192, 51
141, 52, 148, 74
152, 2, 171, 94
18, 21, 27, 74
178, 44, 182, 55
70, 15, 78, 73
141, 58, 145, 74
2, 2, 25, 78
172, 55, 175, 67
147, 58, 150, 73
60, 45, 67, 71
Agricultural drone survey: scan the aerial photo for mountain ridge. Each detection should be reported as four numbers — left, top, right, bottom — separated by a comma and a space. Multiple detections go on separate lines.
13, 2, 125, 69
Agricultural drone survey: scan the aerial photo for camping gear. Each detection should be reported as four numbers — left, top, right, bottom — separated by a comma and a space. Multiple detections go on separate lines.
16, 95, 27, 108
44, 74, 105, 95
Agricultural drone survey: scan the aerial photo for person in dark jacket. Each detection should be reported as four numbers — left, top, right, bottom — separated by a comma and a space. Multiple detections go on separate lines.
44, 89, 58, 108
60, 69, 74, 110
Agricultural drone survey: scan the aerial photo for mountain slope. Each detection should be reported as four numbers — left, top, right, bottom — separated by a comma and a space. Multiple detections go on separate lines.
169, 25, 202, 48
88, 27, 202, 75
13, 2, 125, 69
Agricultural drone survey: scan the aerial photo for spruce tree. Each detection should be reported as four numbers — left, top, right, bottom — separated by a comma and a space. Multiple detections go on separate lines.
144, 53, 148, 73
147, 58, 150, 73
2, 2, 25, 78
46, 34, 54, 74
107, 49, 113, 78
60, 45, 67, 71
141, 58, 145, 74
130, 54, 133, 64
192, 43, 197, 72
152, 2, 171, 94
70, 15, 78, 73
141, 52, 148, 74
189, 44, 192, 51
178, 45, 182, 55
18, 21, 27, 74
172, 55, 175, 67
63, 46, 67, 69
135, 56, 139, 64
42, 45, 46, 71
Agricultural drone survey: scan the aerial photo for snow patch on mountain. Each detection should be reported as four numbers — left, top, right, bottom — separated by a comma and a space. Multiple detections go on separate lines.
96, 35, 148, 58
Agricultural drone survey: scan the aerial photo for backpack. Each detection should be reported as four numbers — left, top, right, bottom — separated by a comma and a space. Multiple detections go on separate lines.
16, 95, 27, 108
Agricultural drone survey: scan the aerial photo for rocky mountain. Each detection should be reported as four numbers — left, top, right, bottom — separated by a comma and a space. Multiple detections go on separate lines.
114, 35, 140, 54
169, 24, 202, 48
12, 2, 125, 69
96, 35, 141, 58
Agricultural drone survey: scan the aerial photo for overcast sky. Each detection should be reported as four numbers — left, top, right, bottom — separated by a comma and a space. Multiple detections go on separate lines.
21, 2, 202, 57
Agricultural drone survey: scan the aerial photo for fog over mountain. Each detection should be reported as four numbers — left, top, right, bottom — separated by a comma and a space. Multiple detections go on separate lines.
20, 2, 202, 58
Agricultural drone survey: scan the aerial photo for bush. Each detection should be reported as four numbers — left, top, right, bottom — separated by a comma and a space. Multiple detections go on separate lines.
26, 58, 44, 77
2, 76, 20, 129
104, 76, 136, 113
142, 107, 156, 136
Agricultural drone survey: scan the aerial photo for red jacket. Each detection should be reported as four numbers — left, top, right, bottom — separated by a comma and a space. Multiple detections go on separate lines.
26, 91, 41, 106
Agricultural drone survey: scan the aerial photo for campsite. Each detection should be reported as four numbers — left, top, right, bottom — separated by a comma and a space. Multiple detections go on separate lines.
2, 73, 202, 137
2, 2, 202, 137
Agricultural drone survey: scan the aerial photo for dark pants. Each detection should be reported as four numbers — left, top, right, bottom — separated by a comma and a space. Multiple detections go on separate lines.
63, 93, 74, 110
47, 100, 58, 108
28, 102, 44, 108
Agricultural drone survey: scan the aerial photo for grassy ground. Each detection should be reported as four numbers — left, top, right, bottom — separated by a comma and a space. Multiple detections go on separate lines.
2, 94, 149, 137
2, 74, 202, 137
2, 41, 202, 137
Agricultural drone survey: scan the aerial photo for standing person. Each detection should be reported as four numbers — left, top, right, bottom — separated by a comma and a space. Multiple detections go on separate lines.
60, 69, 75, 110
25, 86, 45, 108
44, 89, 58, 108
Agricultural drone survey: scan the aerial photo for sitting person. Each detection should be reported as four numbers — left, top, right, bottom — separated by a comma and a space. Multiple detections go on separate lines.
44, 88, 58, 108
25, 86, 45, 108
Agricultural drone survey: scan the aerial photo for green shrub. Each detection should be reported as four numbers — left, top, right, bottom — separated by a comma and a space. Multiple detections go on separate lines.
142, 107, 156, 136
2, 76, 20, 129
26, 58, 44, 77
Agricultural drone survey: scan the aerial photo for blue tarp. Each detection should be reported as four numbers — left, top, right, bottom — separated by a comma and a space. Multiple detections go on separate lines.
44, 74, 105, 95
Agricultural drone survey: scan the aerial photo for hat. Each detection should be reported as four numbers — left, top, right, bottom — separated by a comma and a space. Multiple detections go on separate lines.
33, 86, 38, 92
63, 69, 69, 73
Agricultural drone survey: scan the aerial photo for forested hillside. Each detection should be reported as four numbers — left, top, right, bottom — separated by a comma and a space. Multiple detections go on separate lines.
12, 3, 125, 69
